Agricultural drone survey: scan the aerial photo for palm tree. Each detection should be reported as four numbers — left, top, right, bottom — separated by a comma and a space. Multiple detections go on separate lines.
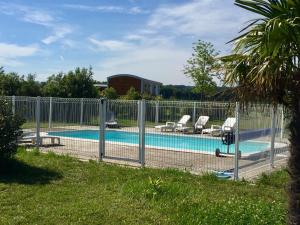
223, 0, 300, 223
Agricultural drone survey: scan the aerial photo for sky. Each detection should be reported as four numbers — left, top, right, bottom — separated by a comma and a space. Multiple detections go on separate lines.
0, 0, 255, 85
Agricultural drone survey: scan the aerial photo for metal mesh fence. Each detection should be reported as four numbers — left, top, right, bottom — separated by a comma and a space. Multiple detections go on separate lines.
104, 100, 140, 162
238, 105, 288, 178
3, 96, 289, 179
144, 101, 235, 173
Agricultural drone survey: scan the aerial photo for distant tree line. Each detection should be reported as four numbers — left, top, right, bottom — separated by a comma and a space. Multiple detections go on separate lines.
160, 85, 232, 101
0, 66, 231, 101
0, 67, 99, 98
160, 85, 206, 100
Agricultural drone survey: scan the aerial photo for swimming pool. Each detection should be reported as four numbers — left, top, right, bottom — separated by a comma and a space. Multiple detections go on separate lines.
48, 130, 269, 155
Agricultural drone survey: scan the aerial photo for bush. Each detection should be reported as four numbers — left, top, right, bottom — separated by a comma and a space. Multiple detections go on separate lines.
0, 99, 25, 160
124, 87, 141, 100
101, 87, 118, 99
141, 92, 155, 100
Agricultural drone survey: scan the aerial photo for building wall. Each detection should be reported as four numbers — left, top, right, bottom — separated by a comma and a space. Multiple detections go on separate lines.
142, 80, 160, 96
108, 76, 141, 95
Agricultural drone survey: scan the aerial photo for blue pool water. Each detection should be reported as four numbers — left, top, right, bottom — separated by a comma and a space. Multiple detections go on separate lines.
48, 130, 269, 154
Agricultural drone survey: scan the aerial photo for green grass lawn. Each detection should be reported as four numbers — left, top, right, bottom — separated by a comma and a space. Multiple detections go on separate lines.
0, 149, 288, 225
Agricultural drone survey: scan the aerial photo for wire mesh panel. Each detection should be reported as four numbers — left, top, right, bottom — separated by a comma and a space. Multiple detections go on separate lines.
3, 96, 38, 148
103, 100, 140, 162
144, 100, 235, 174
273, 106, 289, 167
36, 97, 100, 160
15, 96, 37, 129
237, 105, 288, 179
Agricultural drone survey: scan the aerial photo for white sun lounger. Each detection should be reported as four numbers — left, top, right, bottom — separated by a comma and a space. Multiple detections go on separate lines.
202, 117, 236, 136
195, 116, 210, 132
105, 111, 119, 128
175, 115, 209, 133
155, 115, 191, 132
21, 131, 60, 145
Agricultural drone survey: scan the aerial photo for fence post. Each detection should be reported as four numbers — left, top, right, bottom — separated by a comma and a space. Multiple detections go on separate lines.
192, 102, 196, 124
107, 100, 110, 112
280, 106, 284, 139
155, 101, 159, 125
80, 98, 84, 126
36, 96, 41, 149
138, 100, 146, 167
12, 95, 16, 115
48, 97, 53, 129
234, 102, 240, 181
137, 101, 140, 127
270, 106, 277, 168
99, 98, 106, 161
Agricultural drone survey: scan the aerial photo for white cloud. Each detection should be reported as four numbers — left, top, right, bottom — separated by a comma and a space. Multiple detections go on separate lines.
0, 3, 73, 45
63, 4, 124, 13
91, 34, 192, 84
148, 0, 254, 41
129, 6, 149, 14
96, 6, 124, 12
63, 4, 148, 14
0, 3, 54, 26
124, 34, 145, 41
0, 43, 38, 58
0, 42, 39, 66
96, 46, 191, 85
42, 25, 73, 45
61, 39, 78, 49
0, 58, 24, 67
129, 6, 142, 14
22, 9, 54, 26
88, 38, 133, 51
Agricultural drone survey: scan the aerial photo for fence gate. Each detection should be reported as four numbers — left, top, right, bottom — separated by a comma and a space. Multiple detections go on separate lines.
99, 99, 145, 165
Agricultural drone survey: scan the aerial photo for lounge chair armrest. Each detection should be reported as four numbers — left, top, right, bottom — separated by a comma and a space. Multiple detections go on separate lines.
176, 123, 185, 127
166, 122, 176, 127
223, 126, 233, 132
211, 125, 221, 130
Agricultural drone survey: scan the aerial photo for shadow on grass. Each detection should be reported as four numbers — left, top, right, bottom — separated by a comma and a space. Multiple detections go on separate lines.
0, 159, 62, 185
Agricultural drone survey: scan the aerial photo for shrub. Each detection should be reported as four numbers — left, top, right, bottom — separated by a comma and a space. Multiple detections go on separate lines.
101, 87, 118, 99
141, 92, 154, 100
124, 87, 141, 100
0, 99, 24, 161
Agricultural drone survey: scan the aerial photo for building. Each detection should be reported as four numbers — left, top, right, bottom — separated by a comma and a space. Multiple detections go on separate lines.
107, 74, 162, 96
94, 83, 108, 95
94, 83, 108, 92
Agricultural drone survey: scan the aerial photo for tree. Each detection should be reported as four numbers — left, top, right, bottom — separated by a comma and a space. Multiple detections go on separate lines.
42, 67, 99, 98
184, 40, 221, 95
63, 67, 99, 98
19, 74, 42, 97
0, 69, 42, 96
124, 87, 141, 100
101, 87, 118, 99
42, 73, 65, 97
0, 67, 100, 98
0, 99, 24, 161
160, 85, 208, 100
0, 72, 22, 96
0, 67, 4, 76
223, 1, 300, 223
